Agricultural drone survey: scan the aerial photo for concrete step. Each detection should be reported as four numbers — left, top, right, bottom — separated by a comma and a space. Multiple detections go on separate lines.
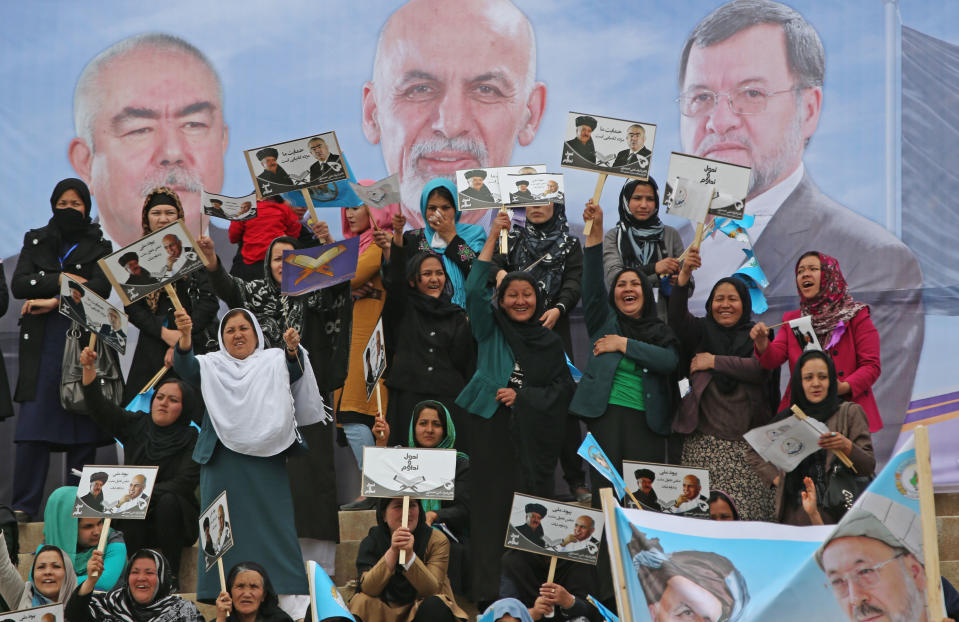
17, 552, 32, 581
935, 492, 959, 517
337, 509, 377, 542
19, 521, 44, 553
334, 540, 361, 587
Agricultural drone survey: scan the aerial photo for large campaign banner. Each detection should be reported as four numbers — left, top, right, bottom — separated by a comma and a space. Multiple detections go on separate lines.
2, 1, 959, 485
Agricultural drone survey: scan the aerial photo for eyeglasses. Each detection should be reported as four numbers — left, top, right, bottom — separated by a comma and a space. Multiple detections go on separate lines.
677, 85, 799, 117
826, 552, 906, 597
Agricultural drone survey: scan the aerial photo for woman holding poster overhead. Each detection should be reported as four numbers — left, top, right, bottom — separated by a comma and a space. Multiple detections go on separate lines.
573, 202, 679, 493
173, 308, 317, 609
750, 251, 882, 432
9, 178, 114, 523
456, 211, 575, 608
123, 186, 219, 405
336, 194, 398, 510
602, 177, 688, 319
666, 248, 777, 521
392, 178, 486, 308
747, 350, 875, 526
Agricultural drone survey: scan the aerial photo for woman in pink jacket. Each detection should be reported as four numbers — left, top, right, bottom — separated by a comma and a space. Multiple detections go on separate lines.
750, 251, 882, 432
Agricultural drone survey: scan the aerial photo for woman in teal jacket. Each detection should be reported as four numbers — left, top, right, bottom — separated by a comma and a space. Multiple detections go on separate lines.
572, 202, 680, 504
455, 211, 575, 608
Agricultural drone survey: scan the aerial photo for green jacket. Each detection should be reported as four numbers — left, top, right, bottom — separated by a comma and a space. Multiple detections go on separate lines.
569, 245, 678, 434
455, 260, 573, 419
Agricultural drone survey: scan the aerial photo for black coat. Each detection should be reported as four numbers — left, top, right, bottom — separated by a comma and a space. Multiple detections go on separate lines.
11, 222, 112, 401
0, 264, 13, 420
123, 270, 219, 403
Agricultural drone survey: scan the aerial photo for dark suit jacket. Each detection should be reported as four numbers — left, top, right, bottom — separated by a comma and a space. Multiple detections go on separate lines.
752, 173, 923, 447
612, 147, 651, 168
308, 154, 341, 182
81, 491, 103, 512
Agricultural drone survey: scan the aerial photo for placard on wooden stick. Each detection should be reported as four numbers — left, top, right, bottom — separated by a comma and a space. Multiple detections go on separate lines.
4, 601, 64, 621
98, 219, 209, 306
504, 493, 606, 566
622, 461, 710, 516
73, 464, 159, 520
244, 131, 347, 200
59, 276, 129, 355
202, 189, 257, 221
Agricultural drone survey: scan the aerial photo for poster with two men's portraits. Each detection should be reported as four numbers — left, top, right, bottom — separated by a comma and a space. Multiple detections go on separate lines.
202, 189, 257, 221
456, 164, 566, 210
623, 461, 711, 517
72, 464, 158, 520
58, 277, 129, 355
504, 493, 606, 565
561, 111, 657, 180
98, 219, 208, 305
2, 602, 64, 622
199, 491, 234, 572
244, 131, 346, 199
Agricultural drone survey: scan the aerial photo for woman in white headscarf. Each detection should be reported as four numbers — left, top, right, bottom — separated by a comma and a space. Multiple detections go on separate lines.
173, 307, 322, 610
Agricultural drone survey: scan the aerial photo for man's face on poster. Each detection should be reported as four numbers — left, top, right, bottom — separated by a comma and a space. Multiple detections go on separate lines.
469, 175, 485, 191
91, 480, 103, 496
70, 289, 83, 304
679, 23, 821, 199
69, 46, 228, 247
821, 537, 927, 622
682, 475, 701, 499
262, 156, 278, 173
572, 517, 594, 542
124, 259, 143, 276
627, 125, 645, 151
309, 139, 330, 161
526, 511, 542, 530
163, 235, 183, 259
129, 476, 145, 497
547, 180, 558, 194
362, 0, 547, 226
576, 124, 592, 143
639, 477, 654, 494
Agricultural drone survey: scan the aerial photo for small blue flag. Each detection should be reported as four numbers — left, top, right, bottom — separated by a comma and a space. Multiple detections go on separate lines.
587, 595, 620, 622
577, 432, 627, 500
307, 560, 355, 621
733, 248, 770, 314
566, 353, 582, 382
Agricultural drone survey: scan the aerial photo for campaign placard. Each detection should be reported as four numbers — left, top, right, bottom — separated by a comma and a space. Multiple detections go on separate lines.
623, 461, 711, 516
202, 189, 257, 221
349, 173, 400, 210
662, 152, 751, 221
363, 318, 386, 400
59, 277, 129, 354
360, 447, 457, 500
3, 602, 64, 622
98, 219, 207, 305
244, 131, 346, 199
504, 493, 606, 565
199, 491, 234, 572
560, 112, 656, 180
72, 464, 159, 520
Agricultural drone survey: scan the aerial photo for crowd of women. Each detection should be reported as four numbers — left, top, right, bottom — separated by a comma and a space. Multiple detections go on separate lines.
0, 172, 887, 621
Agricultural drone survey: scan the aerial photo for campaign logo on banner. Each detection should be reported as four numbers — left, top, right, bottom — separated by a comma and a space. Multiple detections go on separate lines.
280, 236, 359, 297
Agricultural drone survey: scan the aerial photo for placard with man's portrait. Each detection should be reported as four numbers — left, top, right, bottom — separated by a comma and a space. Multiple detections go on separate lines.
455, 167, 503, 210
244, 131, 346, 199
623, 461, 711, 517
72, 464, 159, 520
202, 189, 257, 221
59, 277, 129, 355
199, 491, 234, 572
560, 112, 656, 180
504, 493, 606, 565
98, 220, 208, 305
3, 602, 64, 622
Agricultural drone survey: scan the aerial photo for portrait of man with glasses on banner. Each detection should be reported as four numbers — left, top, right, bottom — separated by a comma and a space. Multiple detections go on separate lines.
677, 0, 922, 452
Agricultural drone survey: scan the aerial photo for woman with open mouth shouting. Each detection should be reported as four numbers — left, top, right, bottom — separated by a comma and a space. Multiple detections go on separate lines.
455, 210, 575, 609
750, 251, 882, 433
0, 538, 77, 611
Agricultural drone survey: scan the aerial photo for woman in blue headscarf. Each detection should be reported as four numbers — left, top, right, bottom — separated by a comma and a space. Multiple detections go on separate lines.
387, 178, 486, 307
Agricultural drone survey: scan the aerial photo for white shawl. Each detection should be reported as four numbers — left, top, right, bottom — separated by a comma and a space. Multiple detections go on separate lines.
197, 310, 327, 457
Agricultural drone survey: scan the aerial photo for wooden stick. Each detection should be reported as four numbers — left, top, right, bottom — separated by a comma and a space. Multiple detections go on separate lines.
546, 555, 558, 583
306, 560, 317, 619
88, 333, 97, 350
91, 517, 111, 578
375, 383, 384, 439
915, 425, 946, 622
301, 189, 320, 226
583, 173, 607, 237
139, 366, 170, 395
625, 489, 643, 510
399, 495, 410, 565
499, 207, 509, 254
217, 557, 227, 593
164, 284, 184, 312
790, 405, 855, 471
677, 220, 717, 261
599, 488, 633, 622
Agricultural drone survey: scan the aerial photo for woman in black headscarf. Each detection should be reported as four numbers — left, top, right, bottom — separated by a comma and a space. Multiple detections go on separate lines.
213, 561, 292, 622
349, 497, 467, 622
9, 178, 114, 522
66, 548, 202, 622
491, 200, 587, 501
456, 212, 575, 608
79, 345, 200, 583
666, 248, 778, 521
374, 220, 474, 451
602, 177, 689, 319
747, 350, 875, 526
123, 186, 220, 404
573, 202, 680, 495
